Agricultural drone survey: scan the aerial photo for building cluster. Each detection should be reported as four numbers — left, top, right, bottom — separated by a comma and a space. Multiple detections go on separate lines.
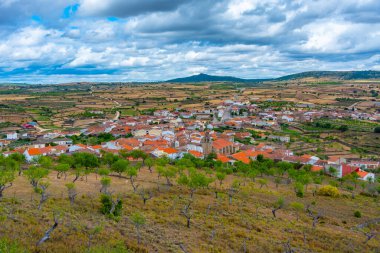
1, 100, 378, 181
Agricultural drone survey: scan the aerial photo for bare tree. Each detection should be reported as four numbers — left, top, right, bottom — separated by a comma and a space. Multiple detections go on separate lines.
37, 182, 50, 210
110, 199, 120, 216
227, 187, 239, 205
138, 188, 153, 205
66, 183, 77, 205
130, 177, 140, 193
130, 212, 146, 245
3, 205, 18, 222
36, 213, 60, 246
283, 240, 295, 253
272, 197, 285, 218
306, 204, 322, 228
363, 231, 377, 244
84, 224, 102, 249
0, 183, 12, 199
180, 201, 193, 228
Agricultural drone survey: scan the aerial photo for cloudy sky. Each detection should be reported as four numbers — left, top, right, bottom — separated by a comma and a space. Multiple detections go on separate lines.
1, 0, 380, 83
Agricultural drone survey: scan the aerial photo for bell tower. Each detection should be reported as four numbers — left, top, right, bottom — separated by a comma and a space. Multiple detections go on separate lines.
202, 131, 212, 155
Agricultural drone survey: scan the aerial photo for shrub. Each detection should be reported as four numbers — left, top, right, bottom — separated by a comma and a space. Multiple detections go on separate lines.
374, 127, 380, 133
317, 185, 340, 197
100, 194, 122, 218
354, 210, 362, 218
294, 182, 304, 197
0, 238, 27, 253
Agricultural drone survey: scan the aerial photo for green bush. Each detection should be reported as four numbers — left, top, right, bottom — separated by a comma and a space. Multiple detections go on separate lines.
100, 194, 122, 218
317, 185, 340, 197
0, 238, 27, 253
354, 210, 362, 218
294, 182, 304, 198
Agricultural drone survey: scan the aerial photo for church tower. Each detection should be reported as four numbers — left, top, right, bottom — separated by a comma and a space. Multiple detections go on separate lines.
202, 131, 212, 155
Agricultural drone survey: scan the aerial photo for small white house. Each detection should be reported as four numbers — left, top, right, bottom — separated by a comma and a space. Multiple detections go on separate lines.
6, 132, 18, 140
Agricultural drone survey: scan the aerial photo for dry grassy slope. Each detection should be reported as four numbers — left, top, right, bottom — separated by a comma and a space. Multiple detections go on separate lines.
0, 168, 379, 253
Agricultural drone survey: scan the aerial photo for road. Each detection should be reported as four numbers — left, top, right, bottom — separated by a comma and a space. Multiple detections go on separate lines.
221, 105, 232, 122
90, 85, 121, 121
35, 125, 50, 133
113, 111, 120, 121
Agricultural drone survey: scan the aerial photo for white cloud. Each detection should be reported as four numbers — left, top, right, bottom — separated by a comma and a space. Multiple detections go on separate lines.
1, 0, 380, 83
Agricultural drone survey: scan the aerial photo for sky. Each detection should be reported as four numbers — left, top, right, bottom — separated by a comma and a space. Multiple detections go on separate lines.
1, 0, 380, 83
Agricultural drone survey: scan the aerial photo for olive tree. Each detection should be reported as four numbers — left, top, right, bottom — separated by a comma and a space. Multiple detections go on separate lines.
130, 212, 146, 245
111, 159, 129, 176
0, 169, 15, 199
178, 169, 212, 198
272, 196, 285, 218
65, 182, 77, 205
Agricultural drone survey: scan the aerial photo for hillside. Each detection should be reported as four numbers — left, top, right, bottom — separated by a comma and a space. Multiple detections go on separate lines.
0, 154, 379, 252
166, 71, 380, 83
167, 73, 251, 83
276, 70, 380, 81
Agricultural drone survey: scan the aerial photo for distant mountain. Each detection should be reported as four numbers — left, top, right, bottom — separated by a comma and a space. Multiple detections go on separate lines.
275, 70, 380, 81
167, 73, 251, 83
166, 71, 380, 83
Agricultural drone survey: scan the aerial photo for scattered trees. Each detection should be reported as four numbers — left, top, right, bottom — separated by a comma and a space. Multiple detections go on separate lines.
55, 163, 70, 179
0, 169, 15, 199
24, 166, 49, 189
72, 153, 99, 181
145, 158, 154, 173
36, 181, 50, 210
180, 201, 193, 228
100, 194, 122, 219
111, 159, 129, 176
178, 169, 212, 198
36, 213, 60, 246
272, 196, 285, 218
100, 177, 111, 194
290, 202, 304, 221
157, 165, 177, 186
138, 188, 153, 205
65, 182, 77, 205
216, 172, 226, 187
130, 212, 146, 245
306, 204, 322, 228
257, 178, 268, 189
126, 165, 139, 192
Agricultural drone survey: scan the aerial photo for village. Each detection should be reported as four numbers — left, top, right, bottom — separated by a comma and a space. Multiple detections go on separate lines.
1, 96, 379, 182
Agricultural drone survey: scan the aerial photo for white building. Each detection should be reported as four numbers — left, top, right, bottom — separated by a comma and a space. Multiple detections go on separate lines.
6, 132, 18, 140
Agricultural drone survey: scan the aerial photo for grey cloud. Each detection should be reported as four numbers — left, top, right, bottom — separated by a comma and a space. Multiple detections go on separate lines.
1, 0, 380, 83
78, 0, 188, 17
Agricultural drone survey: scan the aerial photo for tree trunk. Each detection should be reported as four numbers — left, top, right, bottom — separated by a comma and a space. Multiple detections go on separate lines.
36, 218, 58, 246
72, 174, 79, 183
190, 189, 195, 199
137, 228, 141, 244
272, 207, 280, 218
165, 177, 172, 186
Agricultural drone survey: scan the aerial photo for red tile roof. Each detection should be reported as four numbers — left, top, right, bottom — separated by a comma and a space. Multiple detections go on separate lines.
217, 154, 230, 163
231, 152, 250, 164
188, 150, 203, 158
212, 139, 233, 150
162, 147, 178, 154
311, 165, 324, 172
355, 169, 368, 178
